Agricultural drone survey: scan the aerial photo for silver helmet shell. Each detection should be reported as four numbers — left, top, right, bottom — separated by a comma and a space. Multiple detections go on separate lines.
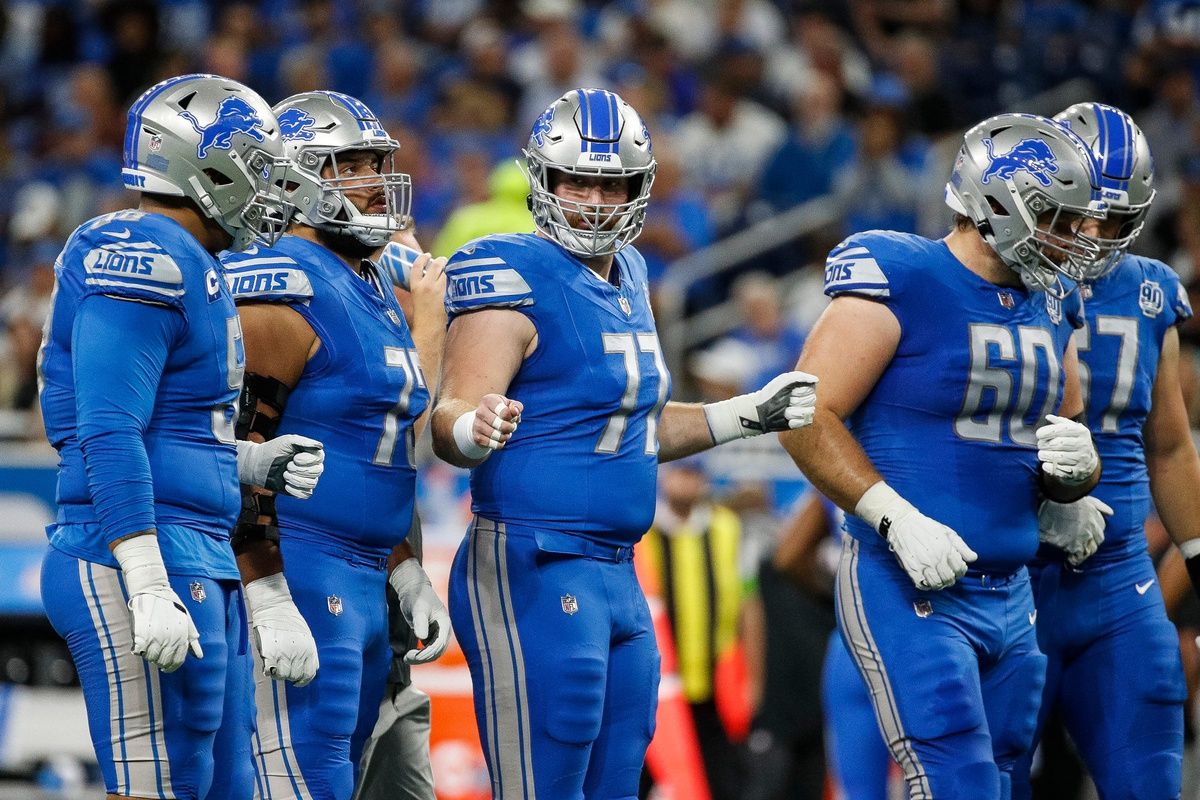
1054, 102, 1155, 280
121, 73, 293, 251
945, 112, 1108, 294
272, 91, 411, 249
523, 88, 656, 258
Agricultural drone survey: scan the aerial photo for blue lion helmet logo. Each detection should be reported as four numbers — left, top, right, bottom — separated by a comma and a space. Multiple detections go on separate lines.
981, 137, 1059, 187
180, 96, 266, 159
531, 106, 555, 148
278, 108, 318, 141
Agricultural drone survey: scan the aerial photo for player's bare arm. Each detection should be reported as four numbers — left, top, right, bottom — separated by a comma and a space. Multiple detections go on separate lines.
1145, 327, 1200, 583
405, 251, 448, 439
779, 296, 896, 511
431, 308, 532, 467
781, 295, 977, 591
657, 371, 818, 461
233, 301, 319, 582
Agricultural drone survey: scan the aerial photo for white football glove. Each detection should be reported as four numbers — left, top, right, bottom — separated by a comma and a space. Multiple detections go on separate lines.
1036, 415, 1099, 486
389, 558, 451, 665
112, 535, 203, 672
703, 371, 819, 445
1038, 496, 1112, 566
237, 435, 325, 499
856, 482, 978, 591
243, 573, 319, 687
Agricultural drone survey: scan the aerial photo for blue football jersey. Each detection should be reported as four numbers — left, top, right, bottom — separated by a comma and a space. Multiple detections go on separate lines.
826, 231, 1083, 572
221, 235, 428, 561
445, 234, 671, 546
40, 210, 243, 578
1071, 255, 1193, 561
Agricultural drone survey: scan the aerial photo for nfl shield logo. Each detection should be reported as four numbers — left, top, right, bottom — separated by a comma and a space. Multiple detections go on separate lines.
561, 594, 579, 615
327, 595, 343, 616
1139, 279, 1164, 318
190, 582, 206, 603
997, 292, 1015, 309
149, 134, 163, 152
618, 297, 632, 316
913, 600, 933, 618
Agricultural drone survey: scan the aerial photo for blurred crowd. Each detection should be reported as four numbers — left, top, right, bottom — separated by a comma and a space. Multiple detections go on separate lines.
2, 2, 1200, 796
2, 0, 1200, 412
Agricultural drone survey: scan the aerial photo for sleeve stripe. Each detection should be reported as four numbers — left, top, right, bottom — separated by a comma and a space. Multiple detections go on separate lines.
449, 257, 507, 270
82, 272, 182, 291
830, 246, 871, 259
224, 256, 298, 268
84, 278, 185, 297
827, 285, 891, 298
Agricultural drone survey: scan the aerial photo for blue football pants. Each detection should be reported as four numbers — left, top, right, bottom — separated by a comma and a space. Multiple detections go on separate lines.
1011, 552, 1185, 800
249, 537, 391, 800
835, 538, 1046, 800
448, 516, 660, 800
42, 545, 256, 800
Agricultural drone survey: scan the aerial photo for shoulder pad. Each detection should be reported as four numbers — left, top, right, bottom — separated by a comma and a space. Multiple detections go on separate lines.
1141, 257, 1194, 325
823, 232, 895, 299
445, 240, 535, 315
77, 219, 187, 306
221, 247, 314, 303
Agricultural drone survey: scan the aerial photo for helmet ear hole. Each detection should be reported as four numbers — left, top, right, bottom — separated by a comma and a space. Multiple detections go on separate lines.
986, 196, 1009, 216
204, 168, 234, 187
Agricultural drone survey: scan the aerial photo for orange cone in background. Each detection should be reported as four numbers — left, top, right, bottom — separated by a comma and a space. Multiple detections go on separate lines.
713, 640, 752, 744
634, 546, 712, 800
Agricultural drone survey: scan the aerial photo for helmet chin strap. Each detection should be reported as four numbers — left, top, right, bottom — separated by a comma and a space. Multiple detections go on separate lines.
314, 224, 380, 262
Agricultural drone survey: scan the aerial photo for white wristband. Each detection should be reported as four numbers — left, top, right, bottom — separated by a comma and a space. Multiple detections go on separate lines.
453, 410, 491, 460
112, 534, 169, 596
854, 481, 913, 534
702, 400, 746, 445
1180, 539, 1200, 560
244, 572, 293, 613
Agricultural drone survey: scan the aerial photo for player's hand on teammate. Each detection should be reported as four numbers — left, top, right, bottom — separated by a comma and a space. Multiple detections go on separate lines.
1036, 415, 1099, 485
237, 435, 326, 499
112, 534, 204, 672
1038, 496, 1112, 566
244, 573, 320, 686
389, 558, 452, 665
704, 371, 818, 444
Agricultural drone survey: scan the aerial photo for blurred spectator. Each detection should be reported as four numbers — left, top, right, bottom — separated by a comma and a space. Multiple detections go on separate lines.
642, 457, 748, 800
889, 31, 957, 137
765, 11, 872, 105
833, 97, 928, 236
673, 68, 785, 234
432, 160, 534, 256
365, 39, 437, 126
638, 152, 713, 289
512, 11, 604, 126
716, 272, 807, 392
102, 1, 162, 104
0, 252, 55, 410
754, 73, 855, 215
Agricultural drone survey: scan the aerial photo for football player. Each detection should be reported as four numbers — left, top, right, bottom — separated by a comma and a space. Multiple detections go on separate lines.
220, 91, 449, 800
38, 74, 323, 800
429, 88, 818, 799
1010, 103, 1196, 798
779, 113, 1106, 798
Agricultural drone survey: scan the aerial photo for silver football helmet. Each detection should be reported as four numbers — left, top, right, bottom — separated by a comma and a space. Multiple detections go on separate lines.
1054, 102, 1155, 280
121, 73, 293, 251
945, 113, 1108, 295
523, 88, 656, 258
272, 91, 411, 249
